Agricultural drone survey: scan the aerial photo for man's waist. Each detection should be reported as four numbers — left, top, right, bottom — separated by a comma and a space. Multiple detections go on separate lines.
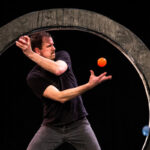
42, 115, 88, 128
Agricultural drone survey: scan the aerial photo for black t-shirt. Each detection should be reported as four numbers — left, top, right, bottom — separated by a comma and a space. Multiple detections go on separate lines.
26, 50, 88, 126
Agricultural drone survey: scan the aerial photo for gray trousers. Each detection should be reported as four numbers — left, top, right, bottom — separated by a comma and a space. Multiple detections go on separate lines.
27, 118, 101, 150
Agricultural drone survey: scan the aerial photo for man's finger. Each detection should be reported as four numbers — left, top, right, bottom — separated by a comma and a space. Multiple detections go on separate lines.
105, 75, 112, 80
98, 72, 107, 78
102, 75, 112, 81
16, 41, 26, 49
18, 38, 27, 44
90, 70, 95, 76
23, 35, 30, 39
23, 35, 30, 42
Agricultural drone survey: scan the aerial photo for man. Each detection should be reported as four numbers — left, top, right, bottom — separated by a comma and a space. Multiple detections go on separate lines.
16, 31, 112, 150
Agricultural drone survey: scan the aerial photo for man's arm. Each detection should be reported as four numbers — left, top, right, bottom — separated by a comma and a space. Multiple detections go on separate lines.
16, 36, 67, 76
24, 52, 68, 76
43, 71, 112, 103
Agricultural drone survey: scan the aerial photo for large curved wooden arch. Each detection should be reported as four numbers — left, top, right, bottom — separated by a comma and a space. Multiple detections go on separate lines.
0, 8, 150, 150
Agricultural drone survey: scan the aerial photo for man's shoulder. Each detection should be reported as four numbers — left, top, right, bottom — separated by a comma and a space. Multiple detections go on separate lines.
56, 50, 70, 57
55, 50, 72, 67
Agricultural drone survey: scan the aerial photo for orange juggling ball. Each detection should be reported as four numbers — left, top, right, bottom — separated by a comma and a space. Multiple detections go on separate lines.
97, 57, 107, 67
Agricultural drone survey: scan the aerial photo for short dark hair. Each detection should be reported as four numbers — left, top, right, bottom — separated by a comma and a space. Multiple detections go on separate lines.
30, 31, 51, 50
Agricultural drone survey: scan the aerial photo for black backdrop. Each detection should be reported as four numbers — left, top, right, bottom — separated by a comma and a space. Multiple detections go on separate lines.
0, 2, 150, 150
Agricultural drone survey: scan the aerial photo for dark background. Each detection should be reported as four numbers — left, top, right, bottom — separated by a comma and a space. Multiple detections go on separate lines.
0, 1, 150, 150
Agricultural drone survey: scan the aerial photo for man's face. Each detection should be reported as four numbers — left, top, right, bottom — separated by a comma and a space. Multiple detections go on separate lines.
39, 36, 56, 60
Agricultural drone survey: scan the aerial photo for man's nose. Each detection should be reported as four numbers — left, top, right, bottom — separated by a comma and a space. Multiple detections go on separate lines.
52, 45, 56, 51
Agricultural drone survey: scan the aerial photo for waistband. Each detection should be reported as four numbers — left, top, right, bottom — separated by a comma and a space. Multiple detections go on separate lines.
44, 116, 88, 128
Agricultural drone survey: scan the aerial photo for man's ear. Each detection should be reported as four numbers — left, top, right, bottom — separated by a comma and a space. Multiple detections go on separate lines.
34, 48, 41, 55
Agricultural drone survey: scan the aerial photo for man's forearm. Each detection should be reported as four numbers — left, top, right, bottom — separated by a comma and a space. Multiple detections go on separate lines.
58, 83, 91, 103
26, 51, 60, 75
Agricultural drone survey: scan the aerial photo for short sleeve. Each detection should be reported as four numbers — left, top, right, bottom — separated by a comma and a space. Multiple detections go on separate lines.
26, 72, 51, 99
55, 51, 72, 69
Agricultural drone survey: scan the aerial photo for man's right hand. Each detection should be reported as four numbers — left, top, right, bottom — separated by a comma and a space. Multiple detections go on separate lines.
16, 35, 33, 56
